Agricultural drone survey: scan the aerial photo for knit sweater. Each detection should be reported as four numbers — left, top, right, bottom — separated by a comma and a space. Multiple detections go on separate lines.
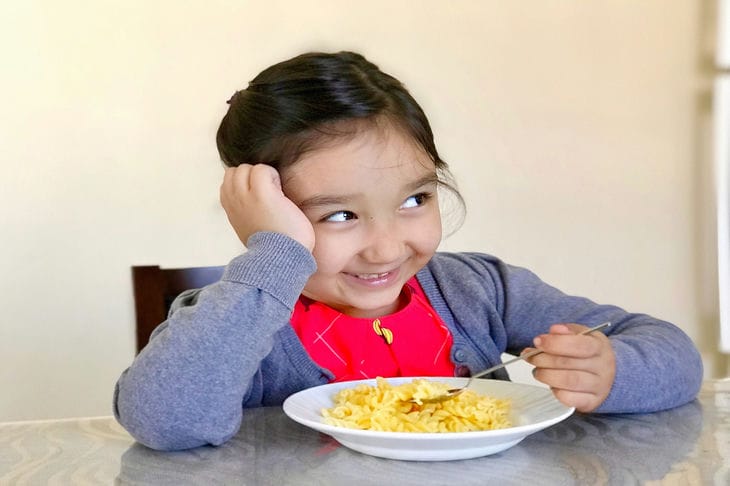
114, 232, 703, 450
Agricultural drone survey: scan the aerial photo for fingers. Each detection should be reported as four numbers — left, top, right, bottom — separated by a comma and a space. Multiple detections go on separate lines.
524, 323, 616, 413
551, 389, 600, 413
221, 165, 249, 210
532, 323, 607, 359
532, 365, 608, 412
220, 164, 275, 246
530, 352, 596, 373
220, 164, 278, 205
219, 164, 316, 250
533, 367, 602, 393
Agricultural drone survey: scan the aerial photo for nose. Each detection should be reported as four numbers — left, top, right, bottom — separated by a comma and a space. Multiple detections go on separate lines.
359, 220, 404, 264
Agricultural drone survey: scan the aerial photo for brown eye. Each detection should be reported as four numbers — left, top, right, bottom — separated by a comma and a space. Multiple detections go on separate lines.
323, 210, 357, 222
401, 192, 432, 209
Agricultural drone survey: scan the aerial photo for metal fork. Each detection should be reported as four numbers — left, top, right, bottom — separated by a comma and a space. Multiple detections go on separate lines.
412, 321, 612, 404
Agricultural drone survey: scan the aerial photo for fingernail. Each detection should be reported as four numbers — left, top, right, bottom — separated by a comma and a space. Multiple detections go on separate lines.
533, 337, 542, 347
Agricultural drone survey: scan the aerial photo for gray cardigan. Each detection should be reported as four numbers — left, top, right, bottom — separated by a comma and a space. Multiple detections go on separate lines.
114, 232, 703, 450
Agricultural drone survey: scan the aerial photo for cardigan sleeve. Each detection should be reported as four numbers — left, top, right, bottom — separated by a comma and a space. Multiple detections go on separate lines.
113, 232, 316, 450
422, 252, 703, 413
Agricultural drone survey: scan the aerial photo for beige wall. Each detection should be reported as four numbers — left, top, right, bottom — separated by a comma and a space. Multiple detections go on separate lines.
1, 0, 721, 421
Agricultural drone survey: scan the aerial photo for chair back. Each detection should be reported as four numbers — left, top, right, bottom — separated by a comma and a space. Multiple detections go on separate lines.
131, 265, 225, 353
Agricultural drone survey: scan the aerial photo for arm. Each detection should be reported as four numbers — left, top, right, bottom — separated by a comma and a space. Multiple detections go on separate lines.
496, 260, 703, 413
422, 252, 703, 414
113, 232, 316, 450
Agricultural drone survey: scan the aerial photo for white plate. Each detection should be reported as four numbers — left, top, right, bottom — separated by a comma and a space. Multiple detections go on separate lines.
283, 376, 574, 461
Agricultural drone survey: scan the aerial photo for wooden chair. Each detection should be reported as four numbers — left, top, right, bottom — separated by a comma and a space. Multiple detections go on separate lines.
131, 265, 225, 353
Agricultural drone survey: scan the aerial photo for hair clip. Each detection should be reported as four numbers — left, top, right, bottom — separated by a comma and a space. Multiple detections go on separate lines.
226, 90, 240, 105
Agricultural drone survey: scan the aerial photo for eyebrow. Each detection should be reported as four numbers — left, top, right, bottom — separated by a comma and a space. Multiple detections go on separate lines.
296, 173, 439, 210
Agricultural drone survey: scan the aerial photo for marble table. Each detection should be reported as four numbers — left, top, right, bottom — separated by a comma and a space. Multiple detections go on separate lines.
1, 380, 728, 485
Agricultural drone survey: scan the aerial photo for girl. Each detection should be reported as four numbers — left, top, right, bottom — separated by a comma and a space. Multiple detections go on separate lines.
114, 51, 703, 451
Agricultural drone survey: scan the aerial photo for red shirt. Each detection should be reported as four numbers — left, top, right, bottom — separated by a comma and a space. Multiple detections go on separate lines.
290, 277, 455, 382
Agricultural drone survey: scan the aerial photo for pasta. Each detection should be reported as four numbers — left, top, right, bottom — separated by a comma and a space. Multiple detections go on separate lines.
321, 377, 511, 432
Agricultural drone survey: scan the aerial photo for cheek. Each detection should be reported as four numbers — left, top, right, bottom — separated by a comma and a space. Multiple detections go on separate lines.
418, 232, 441, 259
310, 232, 352, 274
415, 211, 442, 254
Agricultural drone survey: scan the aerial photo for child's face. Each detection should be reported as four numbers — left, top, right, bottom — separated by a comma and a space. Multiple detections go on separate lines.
282, 125, 442, 318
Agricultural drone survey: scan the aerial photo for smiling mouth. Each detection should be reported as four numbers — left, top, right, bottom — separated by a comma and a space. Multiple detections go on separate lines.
353, 272, 391, 280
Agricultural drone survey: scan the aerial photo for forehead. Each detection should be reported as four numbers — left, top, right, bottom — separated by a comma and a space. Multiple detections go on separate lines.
281, 126, 435, 191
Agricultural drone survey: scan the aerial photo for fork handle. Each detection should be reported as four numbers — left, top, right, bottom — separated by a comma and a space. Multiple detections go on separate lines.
471, 321, 612, 380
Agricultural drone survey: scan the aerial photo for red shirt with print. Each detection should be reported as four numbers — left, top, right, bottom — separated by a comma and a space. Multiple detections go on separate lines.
290, 277, 455, 381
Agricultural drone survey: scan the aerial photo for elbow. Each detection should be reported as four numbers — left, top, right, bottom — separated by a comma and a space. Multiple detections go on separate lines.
114, 383, 241, 451
123, 422, 234, 451
683, 344, 704, 401
115, 407, 240, 451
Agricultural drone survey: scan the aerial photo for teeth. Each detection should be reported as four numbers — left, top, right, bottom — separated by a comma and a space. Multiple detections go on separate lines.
356, 272, 389, 279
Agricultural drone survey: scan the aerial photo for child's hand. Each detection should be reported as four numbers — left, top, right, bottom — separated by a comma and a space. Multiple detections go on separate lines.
220, 164, 315, 251
523, 323, 616, 413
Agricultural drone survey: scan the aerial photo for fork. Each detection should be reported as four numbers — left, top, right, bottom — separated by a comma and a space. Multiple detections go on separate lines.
412, 321, 612, 404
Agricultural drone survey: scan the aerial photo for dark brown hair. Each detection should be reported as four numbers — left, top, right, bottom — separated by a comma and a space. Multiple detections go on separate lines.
216, 51, 464, 228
